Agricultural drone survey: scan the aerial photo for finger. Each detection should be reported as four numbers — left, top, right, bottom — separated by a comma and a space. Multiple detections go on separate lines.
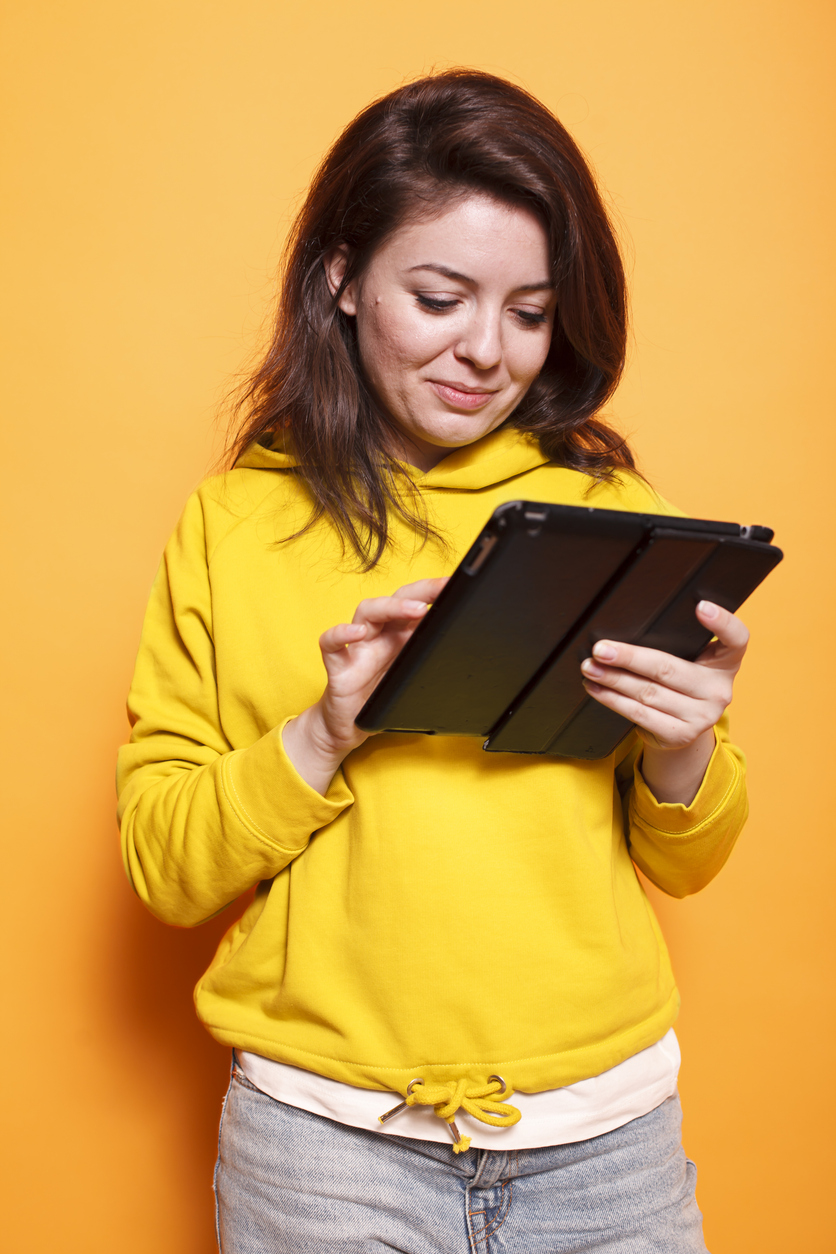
392, 576, 449, 603
319, 622, 369, 655
695, 601, 750, 656
580, 658, 723, 721
351, 596, 431, 627
581, 678, 700, 750
589, 639, 706, 698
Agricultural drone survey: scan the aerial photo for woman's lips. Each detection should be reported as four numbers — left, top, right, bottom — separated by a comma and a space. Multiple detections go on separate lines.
429, 381, 497, 409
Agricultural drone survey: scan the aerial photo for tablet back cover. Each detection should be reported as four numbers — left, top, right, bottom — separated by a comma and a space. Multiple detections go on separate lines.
355, 501, 782, 757
484, 531, 781, 758
356, 502, 647, 735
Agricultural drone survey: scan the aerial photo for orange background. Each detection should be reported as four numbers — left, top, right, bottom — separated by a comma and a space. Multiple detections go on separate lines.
2, 2, 834, 1250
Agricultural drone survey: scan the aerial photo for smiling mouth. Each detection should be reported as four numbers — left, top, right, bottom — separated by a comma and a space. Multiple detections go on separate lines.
429, 381, 498, 409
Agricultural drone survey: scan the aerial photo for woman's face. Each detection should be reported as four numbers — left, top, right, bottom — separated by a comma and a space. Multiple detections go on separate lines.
329, 194, 556, 472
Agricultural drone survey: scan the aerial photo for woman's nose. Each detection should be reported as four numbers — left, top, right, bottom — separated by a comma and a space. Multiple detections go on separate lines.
454, 310, 502, 371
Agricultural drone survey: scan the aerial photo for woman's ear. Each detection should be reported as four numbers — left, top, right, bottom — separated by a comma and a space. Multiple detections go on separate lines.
323, 245, 358, 316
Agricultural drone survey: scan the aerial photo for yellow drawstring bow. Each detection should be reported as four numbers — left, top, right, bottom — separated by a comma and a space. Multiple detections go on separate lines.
405, 1076, 521, 1154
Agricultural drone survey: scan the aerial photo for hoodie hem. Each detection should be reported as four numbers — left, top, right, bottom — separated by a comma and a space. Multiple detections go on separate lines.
197, 987, 680, 1096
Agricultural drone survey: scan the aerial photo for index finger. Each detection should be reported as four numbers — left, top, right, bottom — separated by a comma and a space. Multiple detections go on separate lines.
392, 577, 449, 604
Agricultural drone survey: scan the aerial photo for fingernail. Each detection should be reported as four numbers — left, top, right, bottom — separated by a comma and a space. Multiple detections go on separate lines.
592, 642, 617, 661
581, 658, 603, 676
697, 600, 718, 619
406, 600, 428, 611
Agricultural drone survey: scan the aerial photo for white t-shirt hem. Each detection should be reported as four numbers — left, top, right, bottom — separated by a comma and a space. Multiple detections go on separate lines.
236, 1028, 680, 1150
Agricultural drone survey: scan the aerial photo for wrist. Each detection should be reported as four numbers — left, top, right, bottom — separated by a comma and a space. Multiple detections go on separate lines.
305, 701, 364, 763
281, 704, 355, 796
640, 728, 716, 806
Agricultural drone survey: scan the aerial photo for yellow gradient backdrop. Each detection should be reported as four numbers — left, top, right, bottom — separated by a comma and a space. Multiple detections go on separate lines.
2, 2, 834, 1250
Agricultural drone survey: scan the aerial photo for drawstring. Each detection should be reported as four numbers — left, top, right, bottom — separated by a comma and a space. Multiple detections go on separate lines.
378, 1075, 520, 1154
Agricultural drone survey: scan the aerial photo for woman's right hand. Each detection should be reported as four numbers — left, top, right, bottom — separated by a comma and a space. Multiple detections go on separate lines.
281, 578, 448, 794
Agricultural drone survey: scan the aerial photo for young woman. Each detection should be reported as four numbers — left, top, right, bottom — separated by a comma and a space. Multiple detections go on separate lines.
118, 70, 749, 1253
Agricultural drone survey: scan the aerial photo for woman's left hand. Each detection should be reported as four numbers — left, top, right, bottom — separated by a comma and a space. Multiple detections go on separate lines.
580, 600, 750, 804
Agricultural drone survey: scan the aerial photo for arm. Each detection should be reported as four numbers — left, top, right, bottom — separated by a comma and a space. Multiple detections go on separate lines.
587, 601, 751, 896
614, 712, 748, 897
117, 493, 445, 926
117, 494, 355, 926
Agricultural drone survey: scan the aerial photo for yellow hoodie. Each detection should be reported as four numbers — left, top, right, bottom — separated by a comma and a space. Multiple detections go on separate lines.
117, 426, 747, 1129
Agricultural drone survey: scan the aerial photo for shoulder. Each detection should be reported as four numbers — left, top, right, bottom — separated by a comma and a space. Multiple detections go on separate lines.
515, 461, 685, 518
582, 470, 685, 518
173, 466, 311, 563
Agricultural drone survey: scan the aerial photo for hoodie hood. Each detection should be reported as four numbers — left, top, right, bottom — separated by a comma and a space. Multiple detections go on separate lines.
234, 425, 551, 492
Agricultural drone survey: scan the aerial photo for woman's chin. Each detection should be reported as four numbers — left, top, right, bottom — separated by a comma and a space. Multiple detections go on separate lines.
404, 412, 507, 451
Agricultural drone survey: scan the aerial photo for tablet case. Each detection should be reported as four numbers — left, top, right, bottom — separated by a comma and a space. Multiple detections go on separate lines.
355, 500, 783, 759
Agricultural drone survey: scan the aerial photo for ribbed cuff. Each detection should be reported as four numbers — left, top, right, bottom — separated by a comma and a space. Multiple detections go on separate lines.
630, 729, 743, 837
221, 717, 354, 852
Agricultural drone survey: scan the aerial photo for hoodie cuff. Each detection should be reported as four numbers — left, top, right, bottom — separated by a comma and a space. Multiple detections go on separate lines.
630, 728, 744, 837
221, 717, 354, 853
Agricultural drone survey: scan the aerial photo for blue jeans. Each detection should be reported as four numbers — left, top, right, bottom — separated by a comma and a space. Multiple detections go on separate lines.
214, 1057, 708, 1253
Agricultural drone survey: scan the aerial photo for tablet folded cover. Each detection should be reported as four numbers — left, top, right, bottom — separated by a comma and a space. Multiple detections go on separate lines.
355, 501, 782, 760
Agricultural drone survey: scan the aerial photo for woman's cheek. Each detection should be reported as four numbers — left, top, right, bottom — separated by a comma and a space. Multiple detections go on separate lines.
380, 315, 450, 370
510, 332, 551, 386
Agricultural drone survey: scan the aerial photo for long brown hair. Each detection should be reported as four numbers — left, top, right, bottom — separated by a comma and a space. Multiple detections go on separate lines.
227, 69, 635, 568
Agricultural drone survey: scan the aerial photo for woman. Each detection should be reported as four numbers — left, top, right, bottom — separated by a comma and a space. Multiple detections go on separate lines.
118, 70, 749, 1252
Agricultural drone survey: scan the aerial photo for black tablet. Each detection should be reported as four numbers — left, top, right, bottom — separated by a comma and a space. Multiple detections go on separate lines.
355, 500, 783, 760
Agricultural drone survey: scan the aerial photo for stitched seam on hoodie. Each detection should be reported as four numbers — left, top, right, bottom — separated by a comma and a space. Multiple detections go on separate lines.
202, 477, 292, 565
221, 753, 303, 851
633, 755, 741, 839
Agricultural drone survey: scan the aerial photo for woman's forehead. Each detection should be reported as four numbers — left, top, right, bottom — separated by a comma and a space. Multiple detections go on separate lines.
373, 194, 552, 282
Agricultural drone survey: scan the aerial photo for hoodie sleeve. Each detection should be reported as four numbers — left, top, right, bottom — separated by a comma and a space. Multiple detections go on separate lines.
616, 711, 748, 898
116, 491, 354, 927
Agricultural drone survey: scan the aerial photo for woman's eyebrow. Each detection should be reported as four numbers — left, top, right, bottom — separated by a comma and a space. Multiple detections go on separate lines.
407, 263, 553, 292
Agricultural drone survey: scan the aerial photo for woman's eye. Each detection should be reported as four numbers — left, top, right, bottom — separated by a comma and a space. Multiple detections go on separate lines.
414, 294, 549, 324
513, 308, 549, 327
415, 294, 458, 312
